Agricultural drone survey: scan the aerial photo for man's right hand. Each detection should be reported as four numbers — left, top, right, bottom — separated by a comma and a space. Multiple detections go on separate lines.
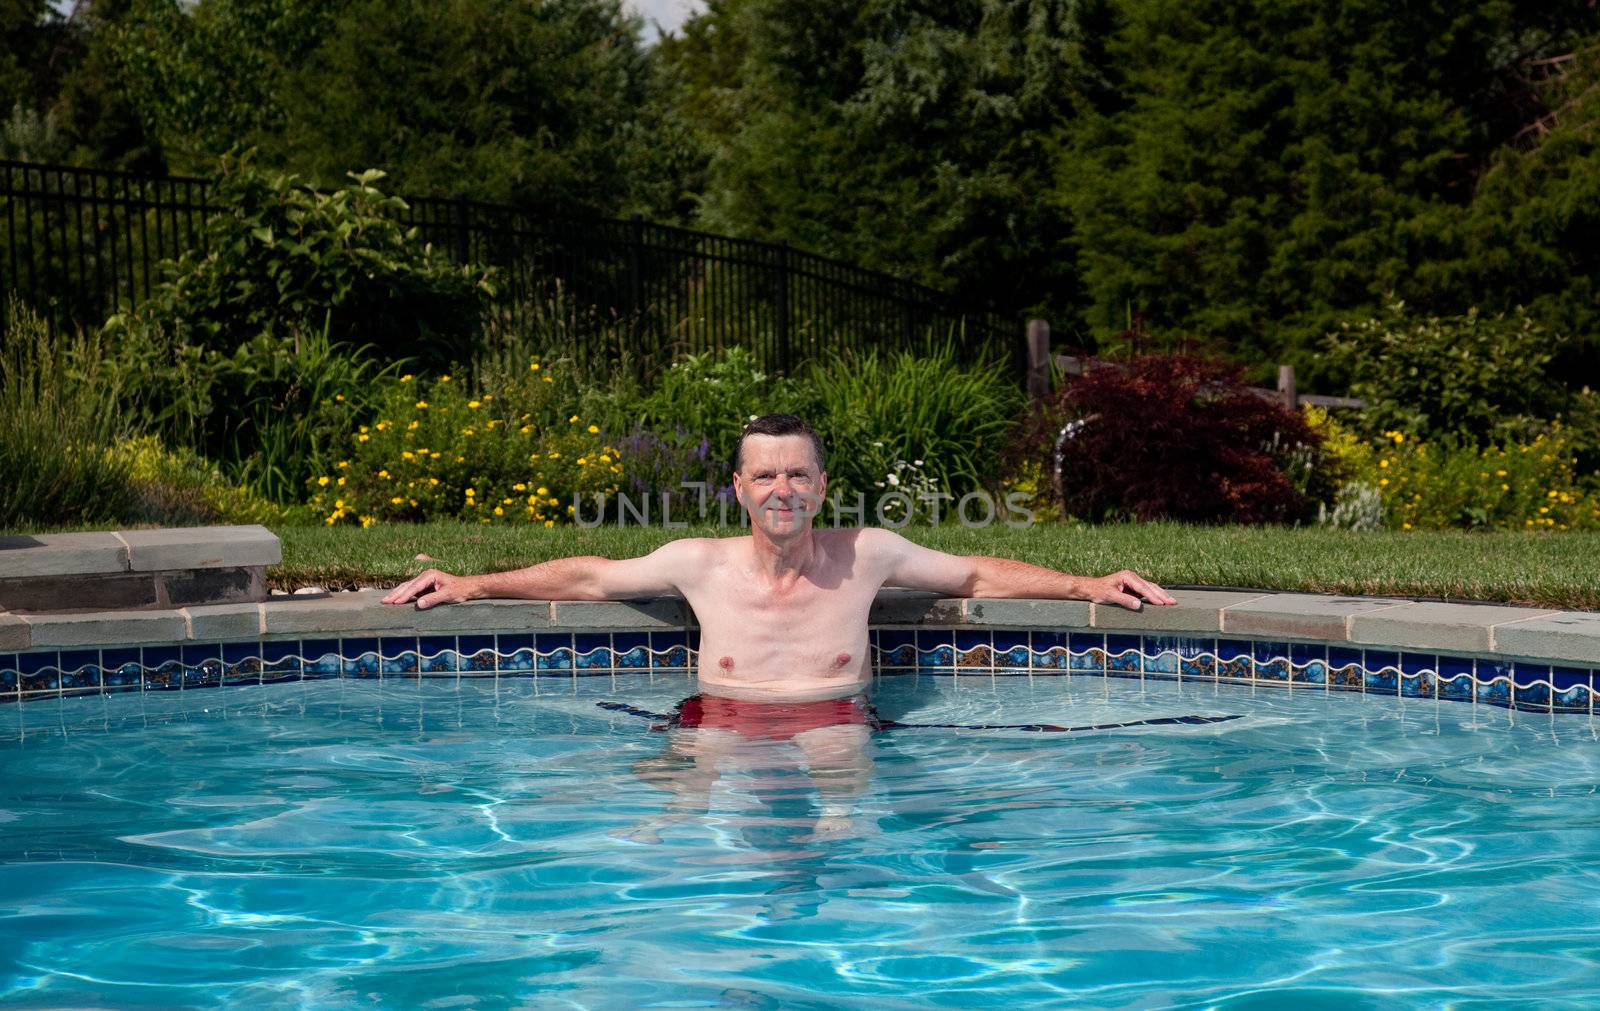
382, 569, 479, 609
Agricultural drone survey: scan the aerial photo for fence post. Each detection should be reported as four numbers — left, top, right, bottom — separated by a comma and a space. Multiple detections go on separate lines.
1277, 363, 1296, 409
1027, 319, 1052, 400
627, 213, 643, 319
452, 193, 470, 265
776, 239, 791, 374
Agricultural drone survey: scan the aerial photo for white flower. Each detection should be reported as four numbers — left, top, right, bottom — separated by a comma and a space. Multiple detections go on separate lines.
886, 473, 899, 487
872, 441, 884, 448
748, 414, 759, 422
913, 459, 923, 466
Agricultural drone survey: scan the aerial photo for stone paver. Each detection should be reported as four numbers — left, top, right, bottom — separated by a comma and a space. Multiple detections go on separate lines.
23, 609, 189, 647
1222, 592, 1413, 641
183, 602, 264, 640
1349, 601, 1563, 653
1092, 589, 1271, 632
871, 590, 965, 625
962, 598, 1091, 627
0, 532, 127, 578
120, 525, 281, 572
551, 598, 693, 628
0, 612, 29, 651
1492, 611, 1600, 666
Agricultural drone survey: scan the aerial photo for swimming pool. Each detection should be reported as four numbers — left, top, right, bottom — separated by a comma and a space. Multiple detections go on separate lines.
3, 671, 1598, 1006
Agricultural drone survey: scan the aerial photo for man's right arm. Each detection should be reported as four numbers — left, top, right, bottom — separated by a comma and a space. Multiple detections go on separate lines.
382, 539, 706, 609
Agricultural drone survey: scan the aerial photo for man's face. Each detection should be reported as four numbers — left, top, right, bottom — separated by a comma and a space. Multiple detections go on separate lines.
733, 433, 826, 536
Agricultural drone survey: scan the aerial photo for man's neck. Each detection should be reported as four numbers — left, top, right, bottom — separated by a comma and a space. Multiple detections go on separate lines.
747, 527, 816, 585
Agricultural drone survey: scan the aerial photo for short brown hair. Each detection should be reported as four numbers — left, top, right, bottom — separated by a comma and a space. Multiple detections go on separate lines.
732, 414, 826, 475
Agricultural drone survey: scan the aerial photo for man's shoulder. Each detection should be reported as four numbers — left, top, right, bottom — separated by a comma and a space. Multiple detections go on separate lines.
818, 525, 906, 558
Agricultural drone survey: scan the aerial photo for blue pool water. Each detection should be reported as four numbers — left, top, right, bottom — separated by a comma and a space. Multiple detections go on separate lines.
1, 673, 1598, 1007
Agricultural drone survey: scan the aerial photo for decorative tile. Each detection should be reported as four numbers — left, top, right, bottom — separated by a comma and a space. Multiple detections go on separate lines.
1328, 646, 1364, 691
1253, 641, 1291, 682
18, 652, 59, 694
57, 649, 101, 696
459, 634, 497, 674
1215, 639, 1254, 681
573, 633, 613, 672
380, 636, 420, 676
1030, 631, 1069, 671
916, 629, 954, 668
613, 632, 651, 669
100, 646, 142, 693
0, 661, 16, 698
1551, 667, 1592, 711
261, 640, 302, 682
181, 642, 222, 688
1513, 662, 1552, 711
648, 631, 685, 670
1477, 661, 1512, 706
1290, 642, 1326, 685
497, 633, 536, 673
1177, 637, 1216, 679
1399, 671, 1436, 699
418, 635, 457, 675
955, 630, 992, 670
142, 645, 182, 691
1144, 636, 1180, 676
1438, 655, 1474, 702
1105, 634, 1140, 676
991, 630, 1031, 670
301, 638, 341, 679
222, 642, 263, 685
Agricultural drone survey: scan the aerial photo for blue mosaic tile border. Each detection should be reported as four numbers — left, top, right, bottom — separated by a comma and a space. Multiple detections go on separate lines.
1, 629, 1596, 714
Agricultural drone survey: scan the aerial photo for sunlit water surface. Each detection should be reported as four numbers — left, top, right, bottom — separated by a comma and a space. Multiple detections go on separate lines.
2, 674, 1599, 1008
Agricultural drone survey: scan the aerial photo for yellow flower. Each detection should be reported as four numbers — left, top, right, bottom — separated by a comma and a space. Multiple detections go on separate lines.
542, 376, 553, 384
502, 497, 514, 504
334, 498, 345, 509
1547, 490, 1558, 498
1378, 459, 1389, 469
514, 482, 526, 491
429, 452, 440, 460
400, 374, 413, 383
587, 424, 599, 434
441, 374, 451, 383
494, 506, 504, 516
1540, 506, 1550, 514
465, 487, 476, 496
549, 451, 561, 459
428, 477, 439, 486
408, 420, 419, 431
527, 494, 537, 505
520, 425, 533, 434
378, 469, 389, 478
390, 496, 403, 505
415, 401, 429, 409
410, 498, 418, 506
569, 415, 579, 423
358, 433, 370, 442
376, 420, 390, 431
335, 394, 344, 401
468, 400, 481, 409
336, 476, 346, 486
536, 486, 548, 496
360, 514, 374, 528
402, 451, 415, 460
317, 476, 330, 486
544, 519, 554, 528
529, 362, 541, 372
359, 425, 369, 434
1402, 522, 1411, 530
577, 458, 587, 466
1379, 478, 1389, 486
462, 428, 475, 437
1502, 483, 1509, 491
599, 454, 610, 464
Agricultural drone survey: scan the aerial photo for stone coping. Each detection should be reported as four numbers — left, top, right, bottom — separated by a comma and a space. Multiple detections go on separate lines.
0, 525, 281, 578
1, 586, 1595, 668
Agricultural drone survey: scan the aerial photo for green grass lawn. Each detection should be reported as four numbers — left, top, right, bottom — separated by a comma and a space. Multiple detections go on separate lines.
268, 521, 1600, 611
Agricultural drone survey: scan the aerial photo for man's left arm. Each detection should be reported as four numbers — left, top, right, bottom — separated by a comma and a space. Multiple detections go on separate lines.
869, 529, 1176, 610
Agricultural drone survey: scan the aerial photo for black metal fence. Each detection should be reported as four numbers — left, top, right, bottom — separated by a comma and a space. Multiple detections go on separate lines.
1, 159, 1023, 376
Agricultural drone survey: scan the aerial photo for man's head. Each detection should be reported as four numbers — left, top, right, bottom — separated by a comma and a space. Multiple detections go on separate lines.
732, 414, 827, 536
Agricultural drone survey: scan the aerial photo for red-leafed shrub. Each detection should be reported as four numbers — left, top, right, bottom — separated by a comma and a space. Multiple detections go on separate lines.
1011, 352, 1336, 525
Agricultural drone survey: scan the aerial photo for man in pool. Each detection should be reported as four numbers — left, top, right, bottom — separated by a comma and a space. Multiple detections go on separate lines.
383, 413, 1174, 838
383, 412, 1173, 706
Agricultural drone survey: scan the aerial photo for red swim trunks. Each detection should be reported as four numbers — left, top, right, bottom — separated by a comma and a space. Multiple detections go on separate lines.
666, 693, 881, 739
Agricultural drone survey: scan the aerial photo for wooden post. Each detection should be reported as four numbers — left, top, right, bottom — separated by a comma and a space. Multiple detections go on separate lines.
1277, 364, 1296, 409
1027, 319, 1051, 401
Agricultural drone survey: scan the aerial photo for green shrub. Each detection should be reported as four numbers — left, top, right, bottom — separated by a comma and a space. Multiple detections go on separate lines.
107, 435, 315, 527
103, 317, 411, 506
0, 307, 135, 531
1350, 424, 1600, 531
104, 151, 496, 370
801, 341, 1025, 505
1321, 299, 1565, 445
316, 360, 622, 526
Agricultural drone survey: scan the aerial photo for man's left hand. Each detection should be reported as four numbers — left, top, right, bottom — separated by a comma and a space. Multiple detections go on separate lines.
1087, 570, 1176, 609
